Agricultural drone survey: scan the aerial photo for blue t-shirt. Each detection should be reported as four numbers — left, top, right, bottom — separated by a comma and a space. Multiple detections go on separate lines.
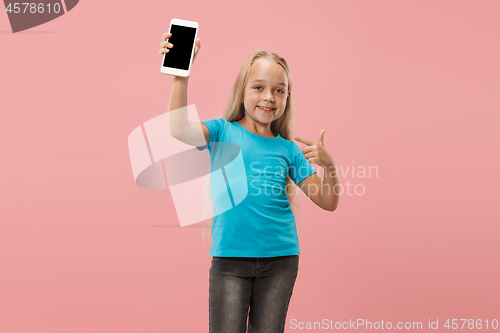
197, 118, 317, 257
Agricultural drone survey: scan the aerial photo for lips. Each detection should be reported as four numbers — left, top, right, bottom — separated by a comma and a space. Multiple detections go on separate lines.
257, 106, 276, 112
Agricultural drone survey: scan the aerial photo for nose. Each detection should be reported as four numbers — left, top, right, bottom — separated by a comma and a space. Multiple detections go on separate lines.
263, 89, 274, 102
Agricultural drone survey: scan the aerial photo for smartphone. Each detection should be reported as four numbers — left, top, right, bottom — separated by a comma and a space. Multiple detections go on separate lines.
161, 19, 199, 77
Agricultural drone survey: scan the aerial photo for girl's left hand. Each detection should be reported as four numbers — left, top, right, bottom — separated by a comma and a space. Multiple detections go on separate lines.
295, 129, 335, 168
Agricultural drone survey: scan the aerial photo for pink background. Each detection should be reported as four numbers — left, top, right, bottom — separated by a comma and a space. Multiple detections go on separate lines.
1, 0, 499, 332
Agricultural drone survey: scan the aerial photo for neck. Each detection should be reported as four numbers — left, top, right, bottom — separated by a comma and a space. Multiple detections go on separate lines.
237, 116, 276, 138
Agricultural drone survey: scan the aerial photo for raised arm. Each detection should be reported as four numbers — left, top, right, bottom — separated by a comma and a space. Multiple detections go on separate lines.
167, 76, 209, 147
160, 32, 209, 147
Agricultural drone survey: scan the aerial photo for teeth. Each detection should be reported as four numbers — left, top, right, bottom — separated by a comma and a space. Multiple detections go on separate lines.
260, 106, 272, 110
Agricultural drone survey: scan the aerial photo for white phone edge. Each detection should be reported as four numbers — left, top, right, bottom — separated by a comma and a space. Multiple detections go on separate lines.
160, 18, 199, 77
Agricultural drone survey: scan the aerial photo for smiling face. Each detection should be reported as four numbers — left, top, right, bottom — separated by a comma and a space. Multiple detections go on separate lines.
242, 58, 289, 127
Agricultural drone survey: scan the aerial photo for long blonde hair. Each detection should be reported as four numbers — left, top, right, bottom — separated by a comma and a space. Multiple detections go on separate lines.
201, 49, 304, 251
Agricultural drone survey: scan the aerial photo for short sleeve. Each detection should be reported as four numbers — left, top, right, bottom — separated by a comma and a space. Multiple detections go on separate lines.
289, 141, 317, 185
195, 118, 225, 151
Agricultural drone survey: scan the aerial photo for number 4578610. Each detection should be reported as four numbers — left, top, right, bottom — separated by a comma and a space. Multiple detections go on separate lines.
5, 3, 61, 14
444, 319, 498, 330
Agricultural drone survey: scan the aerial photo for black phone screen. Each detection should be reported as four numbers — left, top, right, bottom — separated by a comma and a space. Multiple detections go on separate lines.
162, 25, 197, 70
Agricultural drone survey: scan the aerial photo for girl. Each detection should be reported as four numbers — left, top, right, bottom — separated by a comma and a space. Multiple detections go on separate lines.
160, 32, 340, 333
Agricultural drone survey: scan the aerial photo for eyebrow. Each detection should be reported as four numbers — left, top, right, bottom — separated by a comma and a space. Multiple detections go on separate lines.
251, 79, 287, 87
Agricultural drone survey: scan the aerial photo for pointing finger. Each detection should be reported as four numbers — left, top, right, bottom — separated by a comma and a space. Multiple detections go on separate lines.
295, 136, 315, 146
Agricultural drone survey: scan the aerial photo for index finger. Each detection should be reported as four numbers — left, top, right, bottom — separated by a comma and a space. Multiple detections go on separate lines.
294, 136, 315, 146
163, 32, 172, 41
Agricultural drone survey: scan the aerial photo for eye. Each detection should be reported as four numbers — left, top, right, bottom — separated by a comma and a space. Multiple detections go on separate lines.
254, 86, 263, 90
277, 89, 285, 93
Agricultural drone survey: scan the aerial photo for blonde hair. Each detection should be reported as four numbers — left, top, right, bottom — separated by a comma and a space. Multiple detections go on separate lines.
201, 49, 304, 251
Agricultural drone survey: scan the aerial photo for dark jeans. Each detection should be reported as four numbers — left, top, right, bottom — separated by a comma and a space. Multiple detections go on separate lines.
209, 255, 299, 333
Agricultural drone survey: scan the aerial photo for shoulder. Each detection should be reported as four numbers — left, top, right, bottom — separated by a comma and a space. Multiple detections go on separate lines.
280, 138, 301, 155
201, 118, 231, 131
217, 118, 234, 127
272, 136, 301, 160
202, 117, 227, 125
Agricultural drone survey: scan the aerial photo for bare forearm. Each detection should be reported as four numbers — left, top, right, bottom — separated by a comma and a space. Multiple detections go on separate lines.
168, 76, 189, 136
319, 163, 340, 211
168, 76, 188, 111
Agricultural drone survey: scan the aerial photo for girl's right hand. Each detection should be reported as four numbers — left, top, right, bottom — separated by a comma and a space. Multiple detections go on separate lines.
159, 32, 201, 64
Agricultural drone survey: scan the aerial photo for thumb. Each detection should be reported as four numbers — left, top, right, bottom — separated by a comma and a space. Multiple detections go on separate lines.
318, 129, 326, 145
